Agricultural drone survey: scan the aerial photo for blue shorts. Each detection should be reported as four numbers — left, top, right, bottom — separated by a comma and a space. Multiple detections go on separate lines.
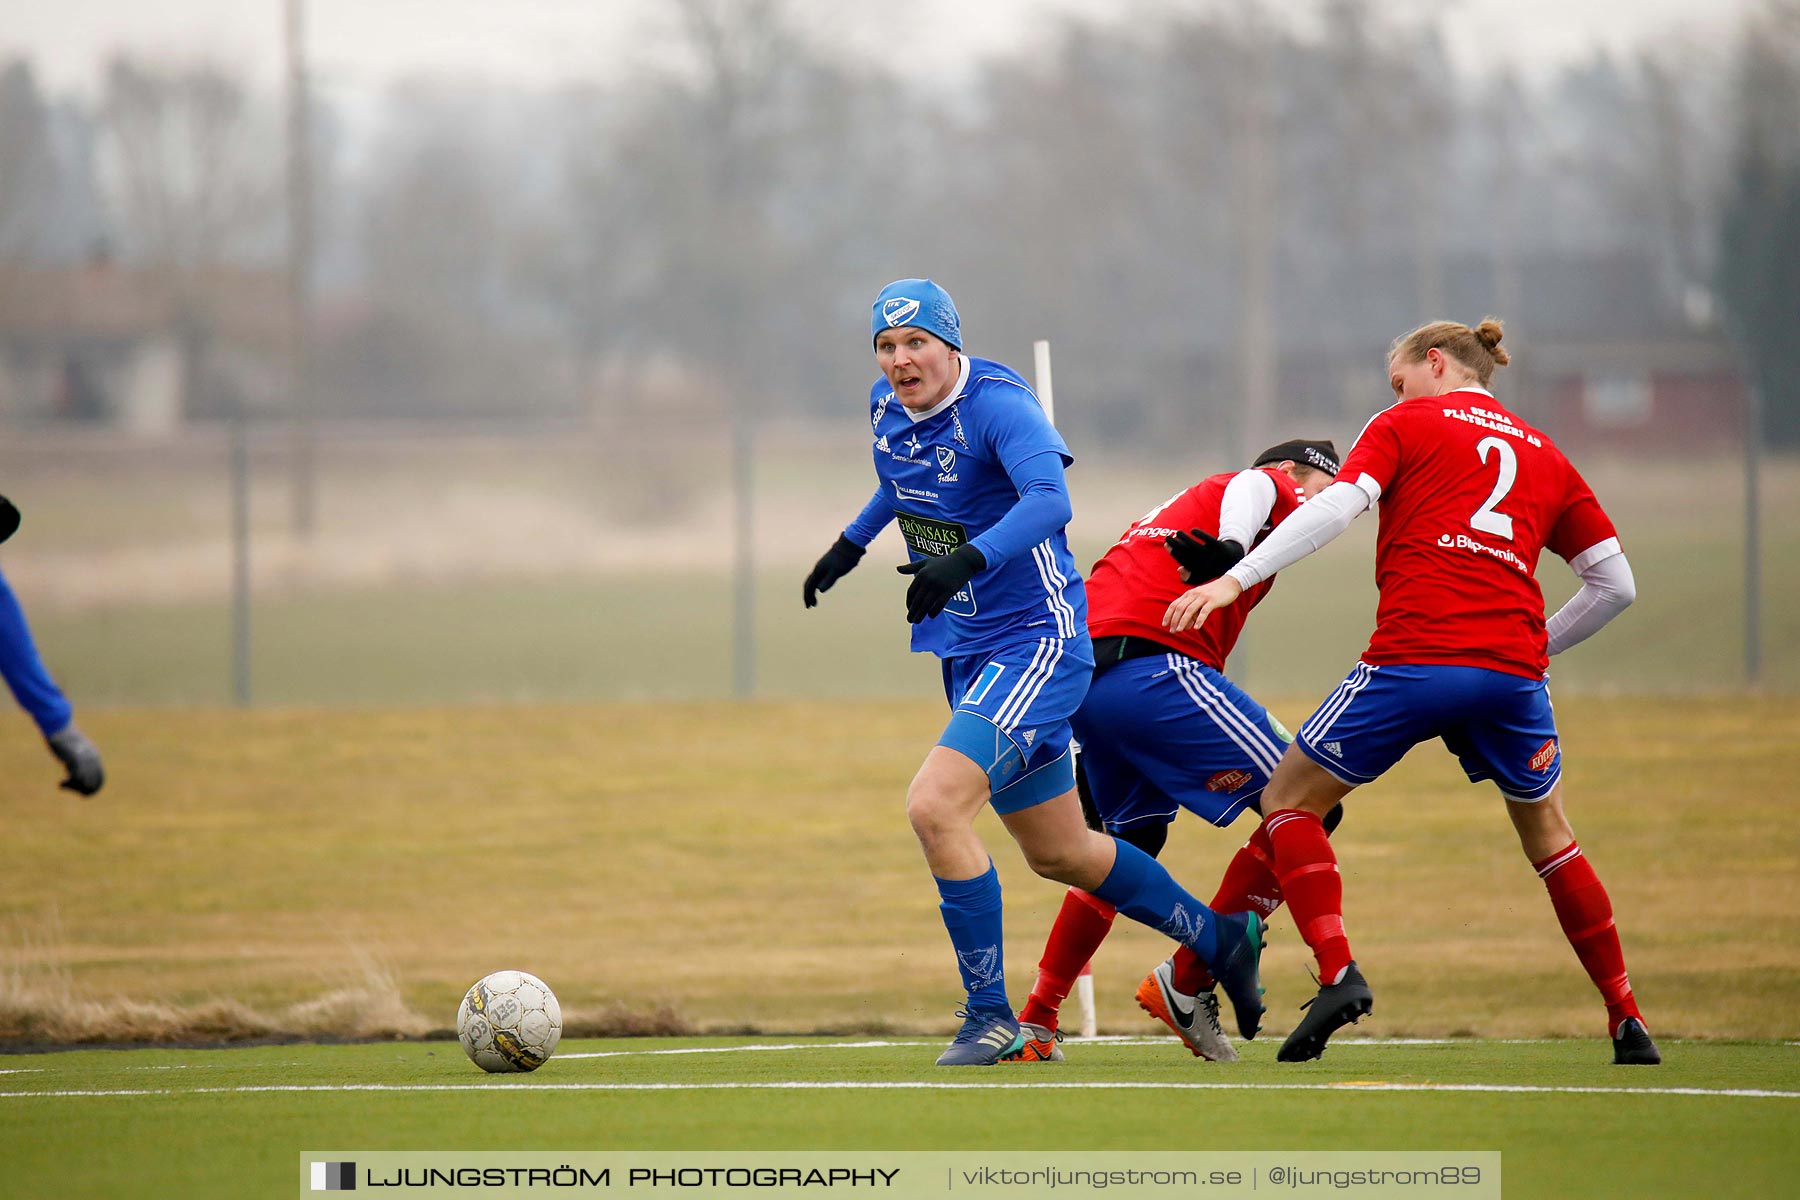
1296, 662, 1563, 802
1070, 653, 1290, 832
938, 636, 1092, 815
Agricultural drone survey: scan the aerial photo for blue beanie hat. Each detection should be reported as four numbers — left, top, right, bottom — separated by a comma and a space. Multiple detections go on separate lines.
871, 278, 961, 350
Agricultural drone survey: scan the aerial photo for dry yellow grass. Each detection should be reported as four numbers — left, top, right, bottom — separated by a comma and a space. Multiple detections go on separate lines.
0, 695, 1795, 1043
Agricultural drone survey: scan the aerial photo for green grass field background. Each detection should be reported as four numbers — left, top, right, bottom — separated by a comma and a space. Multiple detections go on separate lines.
4, 1038, 1797, 1199
1, 433, 1796, 1198
3, 696, 1795, 1044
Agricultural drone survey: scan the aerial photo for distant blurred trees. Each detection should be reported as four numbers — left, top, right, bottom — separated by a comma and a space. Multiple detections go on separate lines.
0, 61, 60, 262
1718, 1, 1800, 445
95, 58, 280, 273
88, 57, 283, 419
0, 9, 1786, 438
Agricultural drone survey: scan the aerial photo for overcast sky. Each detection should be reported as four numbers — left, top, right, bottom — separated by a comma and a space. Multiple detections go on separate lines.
0, 0, 1757, 98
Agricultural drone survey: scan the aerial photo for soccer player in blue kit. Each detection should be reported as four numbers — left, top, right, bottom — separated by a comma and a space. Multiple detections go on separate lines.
803, 280, 1265, 1065
0, 495, 105, 796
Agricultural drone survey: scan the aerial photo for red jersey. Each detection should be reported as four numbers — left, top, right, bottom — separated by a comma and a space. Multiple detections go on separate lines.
1337, 388, 1618, 679
1088, 467, 1303, 670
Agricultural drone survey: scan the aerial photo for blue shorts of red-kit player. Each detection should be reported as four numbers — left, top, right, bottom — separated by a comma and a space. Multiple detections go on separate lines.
1070, 653, 1287, 832
1296, 662, 1563, 802
938, 636, 1093, 815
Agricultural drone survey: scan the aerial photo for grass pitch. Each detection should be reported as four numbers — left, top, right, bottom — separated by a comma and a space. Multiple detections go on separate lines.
3, 696, 1797, 1042
2, 1036, 1796, 1199
2, 696, 1796, 1197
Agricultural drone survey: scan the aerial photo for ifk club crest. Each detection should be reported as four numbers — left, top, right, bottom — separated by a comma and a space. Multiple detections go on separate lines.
882, 297, 920, 327
935, 445, 958, 482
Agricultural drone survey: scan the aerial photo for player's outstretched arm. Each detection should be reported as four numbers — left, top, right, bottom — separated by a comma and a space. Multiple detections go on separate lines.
804, 488, 889, 608
1546, 547, 1636, 656
0, 562, 96, 795
1164, 468, 1278, 582
1222, 479, 1371, 589
1163, 575, 1243, 633
803, 536, 866, 608
47, 723, 104, 796
1165, 528, 1245, 584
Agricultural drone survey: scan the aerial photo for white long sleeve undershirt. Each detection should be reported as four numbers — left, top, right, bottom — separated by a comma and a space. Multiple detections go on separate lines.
1225, 479, 1371, 589
1215, 469, 1279, 549
1546, 545, 1636, 655
1222, 474, 1635, 656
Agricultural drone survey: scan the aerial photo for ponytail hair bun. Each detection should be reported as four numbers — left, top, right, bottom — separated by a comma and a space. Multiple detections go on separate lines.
1474, 318, 1509, 366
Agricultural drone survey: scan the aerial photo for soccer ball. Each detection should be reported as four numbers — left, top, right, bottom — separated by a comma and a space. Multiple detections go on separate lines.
457, 970, 562, 1073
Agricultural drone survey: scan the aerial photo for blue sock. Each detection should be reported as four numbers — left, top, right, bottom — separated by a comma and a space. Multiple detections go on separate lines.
934, 861, 1009, 1013
1090, 839, 1232, 967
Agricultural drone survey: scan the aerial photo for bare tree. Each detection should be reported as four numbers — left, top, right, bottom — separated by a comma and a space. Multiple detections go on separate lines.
92, 56, 281, 419
0, 59, 60, 263
96, 57, 277, 274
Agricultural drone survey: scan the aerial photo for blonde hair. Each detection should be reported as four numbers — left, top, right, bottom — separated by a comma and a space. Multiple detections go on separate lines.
1389, 318, 1510, 386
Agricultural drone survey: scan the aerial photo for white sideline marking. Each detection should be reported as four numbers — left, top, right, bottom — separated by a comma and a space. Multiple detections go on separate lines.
1, 1081, 1794, 1100
0, 1069, 44, 1075
560, 1036, 1579, 1060
559, 1040, 911, 1060
119, 1062, 303, 1071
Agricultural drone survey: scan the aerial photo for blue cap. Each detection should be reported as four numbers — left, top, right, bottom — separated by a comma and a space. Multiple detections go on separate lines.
871, 278, 961, 350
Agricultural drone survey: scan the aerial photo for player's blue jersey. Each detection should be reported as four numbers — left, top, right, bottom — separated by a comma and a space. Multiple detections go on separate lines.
866, 354, 1089, 659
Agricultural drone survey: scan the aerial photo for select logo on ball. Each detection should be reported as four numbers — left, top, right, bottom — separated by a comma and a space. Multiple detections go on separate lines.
456, 970, 562, 1073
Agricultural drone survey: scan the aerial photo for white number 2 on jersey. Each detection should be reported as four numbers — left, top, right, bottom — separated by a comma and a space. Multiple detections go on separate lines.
1135, 491, 1185, 529
1471, 436, 1517, 539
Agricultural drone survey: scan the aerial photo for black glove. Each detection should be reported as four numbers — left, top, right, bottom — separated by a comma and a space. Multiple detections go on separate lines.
1164, 528, 1245, 584
896, 544, 986, 624
803, 535, 866, 608
47, 724, 104, 796
0, 495, 18, 544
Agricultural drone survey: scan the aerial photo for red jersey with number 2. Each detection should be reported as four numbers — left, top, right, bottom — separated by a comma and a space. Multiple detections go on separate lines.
1087, 467, 1302, 670
1337, 388, 1618, 679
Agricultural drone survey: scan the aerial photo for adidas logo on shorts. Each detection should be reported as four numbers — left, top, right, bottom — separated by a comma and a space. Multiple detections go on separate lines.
1021, 729, 1036, 747
1323, 741, 1344, 758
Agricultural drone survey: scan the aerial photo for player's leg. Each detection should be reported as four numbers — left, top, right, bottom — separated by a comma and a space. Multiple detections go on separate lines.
1507, 787, 1655, 1062
905, 743, 1022, 1065
1076, 656, 1288, 1055
922, 640, 1104, 1065
1171, 797, 1345, 993
913, 649, 1065, 1067
1449, 673, 1658, 1064
1013, 683, 1173, 1048
1144, 662, 1345, 996
1269, 662, 1441, 1061
999, 789, 1265, 1040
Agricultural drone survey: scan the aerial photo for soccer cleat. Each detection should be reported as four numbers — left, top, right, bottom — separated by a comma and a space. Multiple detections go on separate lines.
1277, 960, 1374, 1062
935, 1007, 1025, 1066
1611, 1017, 1661, 1065
1000, 1020, 1065, 1063
1208, 910, 1266, 1041
1135, 957, 1238, 1062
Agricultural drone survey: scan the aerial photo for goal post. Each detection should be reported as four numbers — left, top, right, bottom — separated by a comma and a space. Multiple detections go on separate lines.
1032, 339, 1055, 425
1034, 337, 1098, 1040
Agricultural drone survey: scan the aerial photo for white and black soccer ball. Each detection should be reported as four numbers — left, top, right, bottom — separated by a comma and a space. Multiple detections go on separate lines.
457, 970, 562, 1073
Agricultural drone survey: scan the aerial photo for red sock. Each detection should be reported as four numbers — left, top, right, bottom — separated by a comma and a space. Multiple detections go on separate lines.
1019, 888, 1117, 1031
1534, 843, 1642, 1035
1171, 823, 1287, 993
1265, 808, 1352, 984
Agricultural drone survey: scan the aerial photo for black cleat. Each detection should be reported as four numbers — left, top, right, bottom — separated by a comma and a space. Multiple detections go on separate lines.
1611, 1017, 1661, 1065
1277, 960, 1373, 1062
1209, 911, 1266, 1041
